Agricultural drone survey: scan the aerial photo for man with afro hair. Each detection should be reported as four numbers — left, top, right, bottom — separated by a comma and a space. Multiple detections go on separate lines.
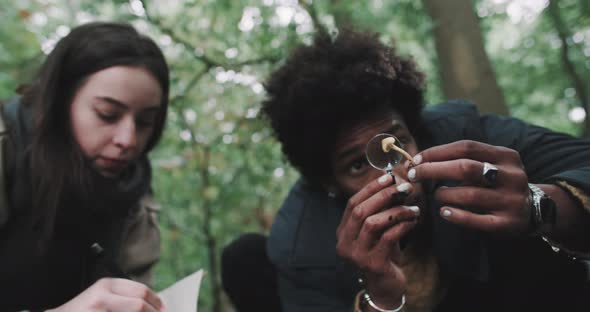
223, 28, 590, 312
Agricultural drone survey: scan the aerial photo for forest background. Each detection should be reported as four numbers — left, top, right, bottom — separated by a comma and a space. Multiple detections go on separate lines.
1, 0, 589, 311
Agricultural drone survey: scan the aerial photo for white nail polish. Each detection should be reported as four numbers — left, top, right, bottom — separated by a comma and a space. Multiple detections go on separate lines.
413, 154, 422, 165
393, 174, 400, 185
406, 205, 420, 215
408, 169, 416, 181
378, 174, 390, 185
397, 182, 411, 192
442, 209, 452, 217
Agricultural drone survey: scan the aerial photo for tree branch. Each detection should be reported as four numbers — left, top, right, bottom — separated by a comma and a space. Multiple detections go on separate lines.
169, 67, 212, 105
139, 0, 281, 69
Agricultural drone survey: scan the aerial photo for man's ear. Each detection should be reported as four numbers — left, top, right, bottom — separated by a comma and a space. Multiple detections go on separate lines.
321, 179, 340, 198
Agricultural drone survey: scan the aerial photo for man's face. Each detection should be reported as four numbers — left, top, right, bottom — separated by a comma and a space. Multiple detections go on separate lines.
330, 111, 423, 201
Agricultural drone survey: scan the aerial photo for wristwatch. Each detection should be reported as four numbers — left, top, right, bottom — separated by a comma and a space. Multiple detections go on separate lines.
527, 183, 557, 236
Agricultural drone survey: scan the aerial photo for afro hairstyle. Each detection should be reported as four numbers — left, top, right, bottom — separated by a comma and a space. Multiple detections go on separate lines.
261, 28, 426, 187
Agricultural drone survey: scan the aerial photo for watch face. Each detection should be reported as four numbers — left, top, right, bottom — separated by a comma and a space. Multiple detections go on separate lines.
539, 195, 557, 226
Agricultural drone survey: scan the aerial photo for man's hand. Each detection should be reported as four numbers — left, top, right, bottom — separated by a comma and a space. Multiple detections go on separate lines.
407, 140, 531, 235
336, 173, 419, 309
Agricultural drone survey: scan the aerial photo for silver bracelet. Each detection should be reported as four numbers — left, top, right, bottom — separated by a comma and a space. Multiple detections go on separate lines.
363, 290, 406, 312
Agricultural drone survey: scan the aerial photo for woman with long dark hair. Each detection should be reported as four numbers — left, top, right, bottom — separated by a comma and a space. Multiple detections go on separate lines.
1, 22, 169, 312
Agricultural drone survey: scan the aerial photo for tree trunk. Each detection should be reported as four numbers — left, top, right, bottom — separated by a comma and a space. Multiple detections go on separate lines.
422, 0, 509, 115
547, 0, 590, 137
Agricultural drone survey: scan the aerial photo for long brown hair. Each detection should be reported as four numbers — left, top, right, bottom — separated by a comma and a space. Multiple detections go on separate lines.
20, 22, 169, 241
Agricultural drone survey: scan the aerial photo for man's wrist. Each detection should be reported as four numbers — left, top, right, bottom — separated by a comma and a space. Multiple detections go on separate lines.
527, 183, 557, 236
363, 290, 405, 312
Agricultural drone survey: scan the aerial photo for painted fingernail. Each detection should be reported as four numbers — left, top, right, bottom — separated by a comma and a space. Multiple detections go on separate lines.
408, 169, 416, 181
393, 174, 400, 184
413, 154, 422, 165
405, 205, 420, 215
378, 174, 391, 185
397, 182, 411, 193
442, 209, 452, 217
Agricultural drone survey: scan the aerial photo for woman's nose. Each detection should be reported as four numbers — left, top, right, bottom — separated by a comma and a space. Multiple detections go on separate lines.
113, 118, 137, 150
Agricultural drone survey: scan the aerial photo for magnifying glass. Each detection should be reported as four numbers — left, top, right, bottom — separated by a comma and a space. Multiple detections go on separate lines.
365, 133, 413, 175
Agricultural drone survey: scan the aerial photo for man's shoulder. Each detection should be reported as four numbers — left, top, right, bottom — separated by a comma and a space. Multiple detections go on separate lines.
422, 100, 480, 122
267, 179, 346, 269
420, 100, 485, 145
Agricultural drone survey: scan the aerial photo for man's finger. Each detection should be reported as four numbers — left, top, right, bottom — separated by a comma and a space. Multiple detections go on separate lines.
355, 205, 420, 252
340, 182, 413, 244
435, 186, 522, 213
371, 220, 417, 264
439, 206, 509, 232
413, 140, 519, 165
342, 174, 394, 223
408, 159, 496, 186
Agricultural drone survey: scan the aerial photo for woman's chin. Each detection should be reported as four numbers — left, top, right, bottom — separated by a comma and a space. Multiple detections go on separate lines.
93, 166, 124, 179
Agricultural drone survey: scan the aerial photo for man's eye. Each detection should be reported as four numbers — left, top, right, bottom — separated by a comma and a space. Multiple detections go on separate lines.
349, 159, 368, 175
398, 136, 410, 144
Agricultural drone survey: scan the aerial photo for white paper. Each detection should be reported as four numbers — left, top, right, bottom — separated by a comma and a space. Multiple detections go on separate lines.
158, 269, 204, 312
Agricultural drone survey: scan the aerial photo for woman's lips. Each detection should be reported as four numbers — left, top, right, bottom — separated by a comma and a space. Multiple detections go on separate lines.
97, 157, 129, 171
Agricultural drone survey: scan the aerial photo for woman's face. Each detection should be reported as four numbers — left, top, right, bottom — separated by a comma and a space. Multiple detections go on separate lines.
330, 111, 421, 197
69, 66, 163, 178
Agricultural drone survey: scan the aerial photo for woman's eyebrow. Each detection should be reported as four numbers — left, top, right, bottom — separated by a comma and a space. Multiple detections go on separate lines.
95, 96, 128, 109
95, 96, 160, 112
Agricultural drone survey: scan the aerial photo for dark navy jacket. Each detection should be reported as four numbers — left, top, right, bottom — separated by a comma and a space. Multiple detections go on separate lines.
268, 101, 590, 312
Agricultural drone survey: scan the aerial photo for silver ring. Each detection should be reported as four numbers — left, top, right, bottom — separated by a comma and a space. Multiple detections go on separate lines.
482, 162, 498, 187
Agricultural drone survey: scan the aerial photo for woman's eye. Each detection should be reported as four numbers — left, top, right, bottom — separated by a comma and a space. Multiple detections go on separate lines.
97, 111, 118, 122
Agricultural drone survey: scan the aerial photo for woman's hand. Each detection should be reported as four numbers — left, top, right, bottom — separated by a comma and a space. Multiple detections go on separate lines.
336, 174, 420, 310
47, 278, 166, 312
407, 140, 532, 235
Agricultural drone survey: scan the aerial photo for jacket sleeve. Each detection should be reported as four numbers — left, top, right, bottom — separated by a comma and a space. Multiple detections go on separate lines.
479, 113, 590, 196
116, 193, 161, 287
480, 113, 590, 257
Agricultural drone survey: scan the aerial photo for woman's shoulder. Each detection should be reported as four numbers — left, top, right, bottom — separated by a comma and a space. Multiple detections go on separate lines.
0, 97, 19, 228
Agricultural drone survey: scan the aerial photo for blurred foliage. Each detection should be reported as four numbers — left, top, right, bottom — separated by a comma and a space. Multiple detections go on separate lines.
1, 0, 589, 311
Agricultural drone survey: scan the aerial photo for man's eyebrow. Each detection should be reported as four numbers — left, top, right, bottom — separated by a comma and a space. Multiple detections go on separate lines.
389, 121, 404, 133
335, 144, 364, 163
